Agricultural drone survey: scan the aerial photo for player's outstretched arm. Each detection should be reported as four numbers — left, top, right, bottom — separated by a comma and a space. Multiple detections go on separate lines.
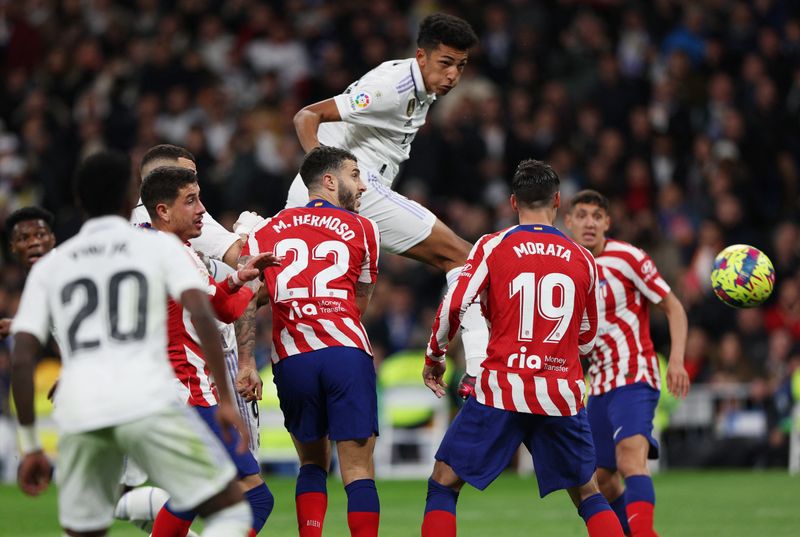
181, 289, 250, 452
293, 98, 341, 153
656, 292, 690, 398
11, 332, 52, 496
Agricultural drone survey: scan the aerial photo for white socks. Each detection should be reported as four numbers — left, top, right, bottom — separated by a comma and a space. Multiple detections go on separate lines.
445, 267, 489, 376
201, 501, 252, 537
115, 486, 169, 532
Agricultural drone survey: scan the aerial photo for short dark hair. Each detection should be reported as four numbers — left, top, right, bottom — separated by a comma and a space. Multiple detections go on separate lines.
569, 189, 610, 213
6, 206, 54, 236
299, 146, 358, 189
75, 150, 132, 217
141, 144, 195, 172
140, 166, 198, 220
417, 13, 478, 52
512, 159, 560, 208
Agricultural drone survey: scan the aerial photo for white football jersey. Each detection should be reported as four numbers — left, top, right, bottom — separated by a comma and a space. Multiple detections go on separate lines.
130, 201, 238, 261
319, 58, 436, 185
12, 216, 207, 434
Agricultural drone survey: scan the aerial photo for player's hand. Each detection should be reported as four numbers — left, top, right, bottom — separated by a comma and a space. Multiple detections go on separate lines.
216, 402, 250, 455
0, 318, 11, 339
456, 374, 476, 400
236, 366, 263, 402
18, 450, 52, 496
423, 358, 447, 398
233, 211, 266, 241
47, 379, 59, 403
666, 361, 690, 399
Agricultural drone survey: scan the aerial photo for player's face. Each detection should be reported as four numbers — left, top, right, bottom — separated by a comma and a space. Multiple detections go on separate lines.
565, 203, 610, 252
417, 44, 469, 96
335, 160, 366, 212
168, 183, 205, 241
11, 220, 55, 271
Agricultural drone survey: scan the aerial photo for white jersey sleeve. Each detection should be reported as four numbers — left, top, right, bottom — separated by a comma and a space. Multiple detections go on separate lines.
130, 199, 238, 260
156, 233, 209, 300
11, 254, 53, 344
333, 80, 401, 130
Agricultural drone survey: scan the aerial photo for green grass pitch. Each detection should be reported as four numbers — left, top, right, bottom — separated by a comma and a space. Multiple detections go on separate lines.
1, 471, 798, 536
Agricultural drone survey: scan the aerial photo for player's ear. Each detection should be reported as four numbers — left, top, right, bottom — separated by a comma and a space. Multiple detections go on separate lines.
553, 191, 561, 209
155, 202, 170, 222
509, 194, 519, 213
322, 172, 337, 193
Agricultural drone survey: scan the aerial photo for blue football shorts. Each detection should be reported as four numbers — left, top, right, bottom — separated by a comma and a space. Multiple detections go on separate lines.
194, 404, 261, 478
586, 381, 660, 470
272, 346, 379, 443
436, 397, 597, 497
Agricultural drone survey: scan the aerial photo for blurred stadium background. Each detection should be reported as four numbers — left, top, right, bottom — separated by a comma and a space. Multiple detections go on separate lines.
0, 0, 800, 531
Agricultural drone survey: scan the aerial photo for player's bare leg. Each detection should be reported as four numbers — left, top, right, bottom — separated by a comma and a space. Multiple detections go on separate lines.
615, 435, 658, 537
596, 468, 629, 536
404, 220, 490, 377
337, 436, 380, 537
421, 460, 465, 537
292, 436, 332, 537
566, 474, 625, 537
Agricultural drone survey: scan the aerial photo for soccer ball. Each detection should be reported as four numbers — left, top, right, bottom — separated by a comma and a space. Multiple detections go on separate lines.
710, 244, 775, 308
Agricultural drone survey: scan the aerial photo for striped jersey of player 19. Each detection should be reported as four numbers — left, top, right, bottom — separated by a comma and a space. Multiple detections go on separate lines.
166, 242, 254, 407
586, 239, 671, 396
11, 216, 207, 434
243, 199, 380, 362
427, 224, 599, 417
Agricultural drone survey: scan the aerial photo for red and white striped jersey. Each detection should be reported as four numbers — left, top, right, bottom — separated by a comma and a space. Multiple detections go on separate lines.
586, 239, 671, 396
427, 224, 599, 416
243, 199, 380, 362
167, 243, 254, 407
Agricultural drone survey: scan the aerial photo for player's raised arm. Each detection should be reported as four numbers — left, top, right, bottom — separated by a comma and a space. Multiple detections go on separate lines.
294, 98, 342, 152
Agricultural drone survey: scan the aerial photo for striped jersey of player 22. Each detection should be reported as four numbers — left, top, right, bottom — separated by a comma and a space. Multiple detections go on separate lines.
427, 224, 599, 417
586, 239, 671, 396
243, 199, 380, 362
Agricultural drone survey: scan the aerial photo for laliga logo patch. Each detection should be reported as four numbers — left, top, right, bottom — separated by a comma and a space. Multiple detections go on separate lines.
406, 98, 416, 116
353, 92, 371, 109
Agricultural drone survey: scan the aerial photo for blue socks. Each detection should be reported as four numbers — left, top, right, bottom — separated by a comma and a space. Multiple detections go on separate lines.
245, 482, 274, 533
424, 478, 459, 515
345, 478, 380, 514
610, 493, 631, 535
296, 464, 328, 496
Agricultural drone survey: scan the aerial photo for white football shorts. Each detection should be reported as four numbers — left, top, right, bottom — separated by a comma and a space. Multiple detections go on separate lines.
286, 168, 436, 254
57, 404, 235, 532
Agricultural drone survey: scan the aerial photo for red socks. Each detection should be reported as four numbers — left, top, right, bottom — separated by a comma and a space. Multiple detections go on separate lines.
347, 511, 380, 537
626, 501, 658, 537
296, 491, 328, 537
586, 509, 626, 537
151, 505, 193, 537
422, 510, 457, 537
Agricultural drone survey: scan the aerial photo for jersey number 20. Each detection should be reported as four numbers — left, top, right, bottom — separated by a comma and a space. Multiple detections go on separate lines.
61, 270, 148, 353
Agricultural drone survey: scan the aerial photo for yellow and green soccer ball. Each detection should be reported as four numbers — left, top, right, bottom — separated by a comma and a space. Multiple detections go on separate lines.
710, 244, 775, 308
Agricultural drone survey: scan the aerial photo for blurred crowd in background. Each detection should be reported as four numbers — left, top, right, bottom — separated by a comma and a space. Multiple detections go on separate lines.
0, 0, 799, 468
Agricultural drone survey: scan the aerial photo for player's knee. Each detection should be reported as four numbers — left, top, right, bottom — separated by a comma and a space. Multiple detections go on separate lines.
240, 473, 265, 491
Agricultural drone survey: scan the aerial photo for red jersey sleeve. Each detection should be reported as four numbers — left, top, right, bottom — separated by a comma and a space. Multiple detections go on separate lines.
578, 250, 599, 357
357, 216, 380, 284
426, 233, 499, 360
207, 275, 254, 324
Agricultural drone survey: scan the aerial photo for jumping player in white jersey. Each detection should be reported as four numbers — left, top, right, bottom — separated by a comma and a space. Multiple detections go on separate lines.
10, 150, 253, 537
565, 189, 690, 537
283, 13, 488, 391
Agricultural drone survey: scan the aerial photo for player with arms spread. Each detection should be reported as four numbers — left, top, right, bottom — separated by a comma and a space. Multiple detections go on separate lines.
565, 190, 690, 537
11, 151, 253, 537
244, 146, 381, 537
420, 160, 624, 537
140, 166, 277, 537
285, 13, 488, 394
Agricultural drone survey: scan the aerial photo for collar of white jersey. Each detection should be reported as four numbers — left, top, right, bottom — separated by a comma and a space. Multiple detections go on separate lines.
80, 215, 131, 234
410, 58, 436, 105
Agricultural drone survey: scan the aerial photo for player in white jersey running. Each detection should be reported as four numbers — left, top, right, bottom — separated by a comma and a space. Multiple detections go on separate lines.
565, 190, 690, 537
284, 13, 489, 391
10, 150, 252, 536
